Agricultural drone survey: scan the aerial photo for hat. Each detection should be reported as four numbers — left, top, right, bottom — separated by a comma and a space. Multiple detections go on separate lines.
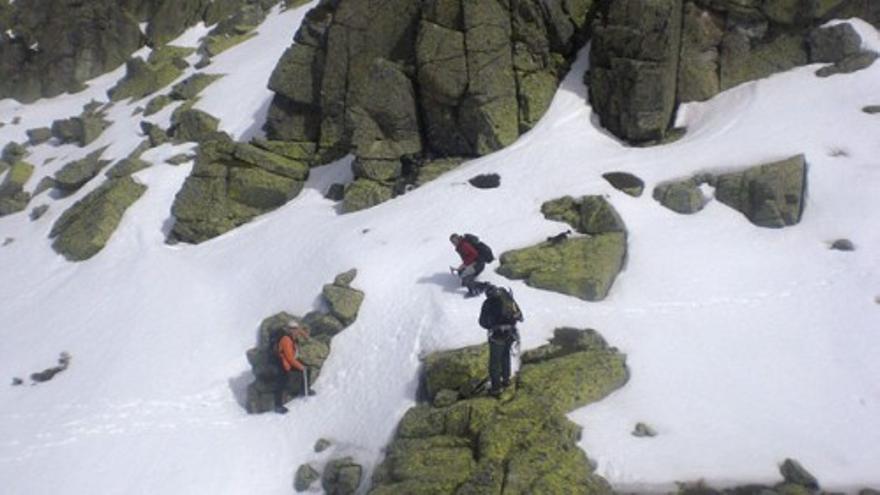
286, 320, 300, 329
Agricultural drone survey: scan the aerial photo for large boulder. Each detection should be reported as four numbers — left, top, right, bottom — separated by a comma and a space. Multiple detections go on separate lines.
53, 149, 112, 193
590, 0, 684, 143
653, 178, 706, 214
49, 177, 147, 261
714, 154, 806, 228
0, 161, 35, 216
541, 195, 627, 235
370, 328, 627, 494
170, 139, 309, 243
107, 46, 194, 102
808, 22, 863, 63
169, 73, 224, 101
322, 457, 363, 495
422, 344, 489, 402
169, 108, 222, 143
50, 114, 110, 147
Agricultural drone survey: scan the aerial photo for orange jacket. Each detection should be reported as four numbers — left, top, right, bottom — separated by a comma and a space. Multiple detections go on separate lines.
277, 334, 305, 372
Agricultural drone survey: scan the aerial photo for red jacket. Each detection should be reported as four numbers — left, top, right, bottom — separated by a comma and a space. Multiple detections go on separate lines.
456, 239, 480, 266
277, 335, 305, 372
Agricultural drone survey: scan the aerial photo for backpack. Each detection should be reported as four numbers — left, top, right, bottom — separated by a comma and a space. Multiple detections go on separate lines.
496, 287, 523, 323
464, 233, 495, 263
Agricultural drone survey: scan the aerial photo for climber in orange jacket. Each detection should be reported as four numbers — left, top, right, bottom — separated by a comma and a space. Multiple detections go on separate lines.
273, 322, 313, 414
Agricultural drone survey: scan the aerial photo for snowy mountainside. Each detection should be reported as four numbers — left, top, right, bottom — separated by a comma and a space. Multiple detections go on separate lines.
1, 4, 879, 494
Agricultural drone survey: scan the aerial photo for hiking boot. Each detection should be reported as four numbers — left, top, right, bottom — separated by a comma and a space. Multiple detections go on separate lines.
501, 379, 511, 388
274, 405, 289, 414
464, 290, 479, 299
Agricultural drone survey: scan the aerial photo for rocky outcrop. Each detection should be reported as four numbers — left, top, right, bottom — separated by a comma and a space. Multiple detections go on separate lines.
52, 148, 112, 194
714, 154, 806, 228
370, 328, 628, 494
50, 177, 147, 261
265, 0, 595, 209
50, 109, 111, 147
590, 1, 879, 144
0, 161, 35, 217
108, 46, 194, 102
653, 177, 706, 214
499, 196, 627, 301
322, 457, 363, 495
169, 138, 309, 243
245, 270, 364, 414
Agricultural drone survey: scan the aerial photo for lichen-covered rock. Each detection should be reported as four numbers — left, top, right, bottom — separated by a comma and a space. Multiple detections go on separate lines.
314, 438, 331, 452
370, 328, 626, 494
815, 51, 878, 77
780, 458, 819, 489
498, 234, 627, 301
322, 457, 363, 495
714, 154, 806, 228
720, 32, 808, 90
414, 158, 463, 186
590, 0, 684, 143
677, 3, 724, 103
541, 195, 627, 235
603, 171, 645, 197
106, 158, 151, 178
144, 95, 174, 116
53, 149, 111, 193
342, 179, 394, 213
0, 161, 35, 216
322, 283, 365, 326
170, 139, 308, 243
2, 142, 27, 163
170, 73, 223, 101
203, 32, 258, 57
108, 46, 194, 101
808, 22, 863, 63
653, 178, 706, 214
49, 177, 147, 261
169, 108, 221, 143
0, 0, 144, 102
352, 159, 403, 183
50, 114, 110, 147
26, 127, 52, 145
145, 0, 210, 46
294, 463, 320, 492
250, 139, 316, 163
422, 344, 489, 402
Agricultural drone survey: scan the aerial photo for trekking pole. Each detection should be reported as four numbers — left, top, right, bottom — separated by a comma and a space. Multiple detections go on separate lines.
302, 367, 310, 396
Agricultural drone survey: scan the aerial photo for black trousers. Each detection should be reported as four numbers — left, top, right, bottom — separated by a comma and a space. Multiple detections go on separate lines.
488, 337, 512, 391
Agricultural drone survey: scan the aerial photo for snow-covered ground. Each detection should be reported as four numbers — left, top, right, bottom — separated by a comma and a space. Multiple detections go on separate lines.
1, 4, 879, 494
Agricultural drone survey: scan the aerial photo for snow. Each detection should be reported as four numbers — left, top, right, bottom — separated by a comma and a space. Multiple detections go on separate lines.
2, 5, 880, 494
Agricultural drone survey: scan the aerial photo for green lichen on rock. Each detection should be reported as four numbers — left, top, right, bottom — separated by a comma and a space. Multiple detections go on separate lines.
169, 108, 222, 143
815, 51, 879, 77
602, 171, 645, 197
294, 463, 320, 492
50, 114, 110, 147
107, 46, 194, 101
323, 457, 363, 495
714, 154, 806, 228
250, 139, 316, 163
203, 32, 258, 57
53, 148, 111, 193
170, 72, 224, 100
541, 195, 626, 235
106, 157, 151, 178
653, 178, 706, 214
322, 282, 365, 327
498, 234, 627, 301
414, 157, 464, 186
370, 328, 626, 494
49, 177, 146, 261
342, 179, 394, 213
422, 344, 489, 402
144, 94, 174, 116
0, 161, 35, 216
170, 139, 309, 244
26, 127, 52, 145
720, 32, 808, 90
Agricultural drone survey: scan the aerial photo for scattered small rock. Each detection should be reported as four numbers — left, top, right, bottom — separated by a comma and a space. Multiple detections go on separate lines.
816, 52, 879, 78
653, 178, 706, 214
325, 183, 345, 201
30, 352, 72, 383
314, 438, 331, 453
12, 116, 21, 125
294, 463, 320, 492
603, 171, 645, 197
165, 153, 194, 166
132, 106, 145, 116
30, 204, 49, 221
468, 173, 500, 189
830, 239, 855, 251
780, 458, 819, 490
321, 457, 362, 495
3, 237, 13, 246
863, 106, 880, 114
827, 147, 848, 157
632, 422, 657, 437
11, 377, 23, 386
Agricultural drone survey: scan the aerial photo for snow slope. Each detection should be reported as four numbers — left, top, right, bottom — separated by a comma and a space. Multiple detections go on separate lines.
1, 4, 879, 494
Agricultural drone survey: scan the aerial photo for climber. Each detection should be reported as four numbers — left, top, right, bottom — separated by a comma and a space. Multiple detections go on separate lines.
478, 284, 523, 397
273, 321, 313, 414
449, 233, 494, 297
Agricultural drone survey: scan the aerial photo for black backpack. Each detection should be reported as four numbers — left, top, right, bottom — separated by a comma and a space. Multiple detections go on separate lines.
464, 233, 495, 263
496, 287, 523, 323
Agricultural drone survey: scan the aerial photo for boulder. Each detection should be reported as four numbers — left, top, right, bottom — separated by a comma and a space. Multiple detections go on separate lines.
53, 149, 112, 193
170, 73, 223, 101
30, 204, 49, 221
342, 179, 394, 213
49, 177, 147, 261
322, 283, 365, 326
144, 95, 174, 116
352, 159, 403, 183
108, 46, 194, 101
422, 344, 489, 402
203, 32, 258, 57
145, 0, 209, 46
414, 158, 463, 186
50, 114, 110, 147
2, 142, 27, 163
590, 0, 684, 143
371, 328, 626, 494
714, 154, 806, 228
26, 127, 52, 145
863, 105, 880, 114
498, 234, 627, 301
294, 463, 320, 492
677, 3, 724, 103
314, 438, 332, 452
602, 171, 644, 197
250, 139, 316, 163
468, 173, 500, 189
632, 422, 658, 437
779, 459, 819, 490
170, 140, 308, 243
815, 51, 878, 77
653, 178, 706, 214
106, 158, 152, 178
322, 457, 363, 495
719, 32, 808, 90
541, 195, 627, 235
169, 108, 221, 143
0, 161, 35, 216
830, 239, 854, 251
808, 22, 863, 63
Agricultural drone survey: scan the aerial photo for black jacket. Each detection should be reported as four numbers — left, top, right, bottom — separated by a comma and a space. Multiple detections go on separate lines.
479, 295, 516, 329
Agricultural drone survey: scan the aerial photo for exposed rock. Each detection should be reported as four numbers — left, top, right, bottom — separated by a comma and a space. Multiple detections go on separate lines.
108, 46, 194, 101
322, 457, 363, 495
632, 422, 657, 437
141, 121, 169, 147
815, 51, 878, 77
602, 171, 644, 197
342, 179, 393, 213
334, 268, 357, 287
780, 459, 819, 490
294, 463, 320, 492
145, 0, 210, 46
414, 157, 463, 186
2, 142, 27, 163
314, 438, 331, 453
26, 127, 52, 146
170, 139, 308, 243
29, 352, 72, 383
303, 311, 345, 339
30, 204, 49, 221
0, 161, 35, 216
50, 177, 147, 261
677, 2, 724, 103
106, 158, 151, 178
714, 154, 806, 228
166, 154, 194, 166
250, 139, 316, 163
422, 344, 489, 402
322, 282, 365, 326
590, 0, 684, 143
830, 239, 855, 251
170, 73, 224, 100
864, 105, 880, 114
653, 178, 706, 214
169, 108, 222, 143
469, 174, 500, 189
0, 0, 144, 102
203, 32, 258, 57
808, 23, 863, 63
541, 195, 627, 235
325, 183, 345, 201
50, 114, 111, 147
144, 95, 173, 116
371, 328, 627, 494
53, 148, 111, 193
352, 158, 403, 183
